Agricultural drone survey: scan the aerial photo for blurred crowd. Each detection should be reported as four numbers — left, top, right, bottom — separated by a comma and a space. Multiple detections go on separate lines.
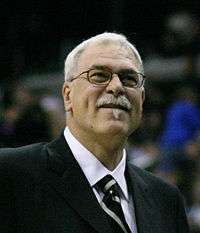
0, 85, 65, 147
1, 10, 200, 232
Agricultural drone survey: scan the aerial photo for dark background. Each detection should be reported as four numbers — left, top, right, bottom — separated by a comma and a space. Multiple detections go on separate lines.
1, 0, 200, 84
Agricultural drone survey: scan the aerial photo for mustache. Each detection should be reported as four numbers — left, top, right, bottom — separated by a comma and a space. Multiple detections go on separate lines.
96, 95, 132, 111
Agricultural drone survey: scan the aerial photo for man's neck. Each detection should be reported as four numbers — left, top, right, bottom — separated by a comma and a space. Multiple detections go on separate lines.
67, 125, 127, 171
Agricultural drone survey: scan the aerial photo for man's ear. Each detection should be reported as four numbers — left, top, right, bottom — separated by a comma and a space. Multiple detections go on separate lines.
62, 82, 73, 112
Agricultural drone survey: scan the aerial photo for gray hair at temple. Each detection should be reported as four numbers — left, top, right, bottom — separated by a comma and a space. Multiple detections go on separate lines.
64, 32, 144, 81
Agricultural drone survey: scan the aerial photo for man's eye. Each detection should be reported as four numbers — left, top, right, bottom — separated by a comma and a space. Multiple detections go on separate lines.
89, 70, 110, 83
122, 74, 138, 86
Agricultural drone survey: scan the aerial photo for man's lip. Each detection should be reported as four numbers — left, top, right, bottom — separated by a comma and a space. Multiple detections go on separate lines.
98, 104, 129, 112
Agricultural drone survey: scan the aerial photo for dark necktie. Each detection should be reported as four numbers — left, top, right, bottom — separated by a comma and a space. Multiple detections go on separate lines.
96, 175, 131, 233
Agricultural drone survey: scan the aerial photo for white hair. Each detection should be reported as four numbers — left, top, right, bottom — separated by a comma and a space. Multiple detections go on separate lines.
64, 32, 144, 81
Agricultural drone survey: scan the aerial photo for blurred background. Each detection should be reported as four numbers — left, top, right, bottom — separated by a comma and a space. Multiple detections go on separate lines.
1, 1, 200, 231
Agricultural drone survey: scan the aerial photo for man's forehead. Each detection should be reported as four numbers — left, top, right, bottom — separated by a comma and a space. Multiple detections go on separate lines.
77, 42, 139, 71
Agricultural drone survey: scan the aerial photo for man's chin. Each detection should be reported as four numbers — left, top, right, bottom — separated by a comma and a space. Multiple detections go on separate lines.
98, 121, 130, 136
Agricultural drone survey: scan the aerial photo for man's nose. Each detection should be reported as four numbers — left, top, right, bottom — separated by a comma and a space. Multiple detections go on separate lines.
105, 74, 125, 96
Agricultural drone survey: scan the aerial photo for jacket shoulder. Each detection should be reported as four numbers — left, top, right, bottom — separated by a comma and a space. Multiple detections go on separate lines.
0, 143, 47, 177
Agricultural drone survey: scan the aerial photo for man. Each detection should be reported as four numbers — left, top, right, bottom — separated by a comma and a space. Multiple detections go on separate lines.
0, 32, 189, 233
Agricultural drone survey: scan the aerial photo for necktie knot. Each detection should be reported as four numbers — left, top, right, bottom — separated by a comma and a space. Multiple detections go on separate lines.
96, 174, 119, 195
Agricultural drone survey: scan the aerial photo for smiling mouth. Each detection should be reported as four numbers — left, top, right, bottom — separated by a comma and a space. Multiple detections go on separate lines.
98, 104, 129, 112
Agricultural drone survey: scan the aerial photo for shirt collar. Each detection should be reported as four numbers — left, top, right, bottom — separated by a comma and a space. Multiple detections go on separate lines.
64, 127, 129, 200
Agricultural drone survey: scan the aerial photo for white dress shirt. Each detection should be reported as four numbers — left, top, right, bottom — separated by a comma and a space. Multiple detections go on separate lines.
64, 127, 137, 233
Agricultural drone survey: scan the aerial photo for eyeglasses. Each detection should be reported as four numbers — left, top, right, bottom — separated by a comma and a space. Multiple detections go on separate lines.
71, 68, 145, 88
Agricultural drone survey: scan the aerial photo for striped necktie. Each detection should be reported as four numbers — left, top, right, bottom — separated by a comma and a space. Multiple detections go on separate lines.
96, 175, 131, 233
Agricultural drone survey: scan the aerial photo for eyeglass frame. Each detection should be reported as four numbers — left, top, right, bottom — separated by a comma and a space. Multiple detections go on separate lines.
70, 67, 146, 88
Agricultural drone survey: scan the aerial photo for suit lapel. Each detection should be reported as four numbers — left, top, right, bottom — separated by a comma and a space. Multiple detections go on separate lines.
42, 134, 171, 233
126, 164, 171, 233
44, 134, 113, 233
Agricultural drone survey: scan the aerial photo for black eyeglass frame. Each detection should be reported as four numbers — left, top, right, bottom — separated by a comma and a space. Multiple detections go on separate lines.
71, 68, 146, 88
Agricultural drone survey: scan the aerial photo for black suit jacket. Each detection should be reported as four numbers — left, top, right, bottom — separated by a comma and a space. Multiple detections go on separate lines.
0, 134, 190, 233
